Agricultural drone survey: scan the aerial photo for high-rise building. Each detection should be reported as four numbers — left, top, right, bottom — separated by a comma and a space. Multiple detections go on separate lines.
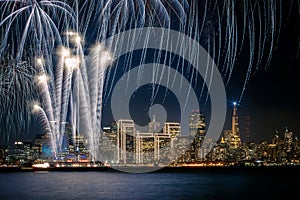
117, 119, 136, 164
284, 128, 293, 153
232, 103, 239, 136
163, 122, 180, 138
224, 102, 241, 149
189, 110, 206, 137
230, 102, 242, 149
41, 134, 54, 160
189, 110, 206, 161
99, 123, 118, 164
73, 134, 89, 161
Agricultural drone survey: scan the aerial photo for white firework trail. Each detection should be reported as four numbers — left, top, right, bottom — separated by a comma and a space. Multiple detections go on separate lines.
0, 0, 76, 156
0, 58, 38, 144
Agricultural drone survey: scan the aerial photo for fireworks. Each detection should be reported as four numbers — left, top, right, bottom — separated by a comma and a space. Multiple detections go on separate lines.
0, 0, 298, 161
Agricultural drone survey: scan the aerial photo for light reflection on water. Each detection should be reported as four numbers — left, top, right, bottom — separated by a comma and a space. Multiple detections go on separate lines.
0, 169, 298, 200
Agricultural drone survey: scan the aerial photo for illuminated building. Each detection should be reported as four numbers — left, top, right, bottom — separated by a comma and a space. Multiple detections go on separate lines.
99, 124, 118, 165
135, 131, 172, 165
284, 128, 293, 153
173, 135, 190, 163
41, 134, 54, 160
32, 135, 43, 160
224, 102, 241, 149
231, 102, 241, 145
189, 110, 206, 161
57, 123, 74, 160
117, 119, 136, 164
189, 110, 206, 137
163, 122, 180, 138
0, 145, 9, 164
11, 141, 25, 163
73, 134, 89, 161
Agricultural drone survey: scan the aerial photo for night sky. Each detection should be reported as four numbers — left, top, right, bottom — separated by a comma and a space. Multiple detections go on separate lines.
225, 4, 299, 142
0, 1, 299, 145
100, 2, 300, 143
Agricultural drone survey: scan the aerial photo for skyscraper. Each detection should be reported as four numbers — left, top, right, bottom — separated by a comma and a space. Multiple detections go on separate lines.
189, 110, 206, 161
232, 103, 239, 136
163, 122, 180, 138
189, 110, 206, 139
117, 119, 136, 164
223, 102, 242, 149
230, 102, 241, 149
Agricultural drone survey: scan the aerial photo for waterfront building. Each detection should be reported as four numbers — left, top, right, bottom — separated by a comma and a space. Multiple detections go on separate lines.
189, 110, 206, 161
0, 145, 9, 164
117, 119, 136, 164
99, 125, 118, 165
73, 134, 89, 161
163, 122, 180, 138
41, 134, 54, 160
284, 128, 293, 153
223, 102, 241, 149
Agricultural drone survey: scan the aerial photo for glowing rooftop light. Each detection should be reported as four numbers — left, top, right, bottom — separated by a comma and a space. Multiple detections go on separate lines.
233, 102, 237, 106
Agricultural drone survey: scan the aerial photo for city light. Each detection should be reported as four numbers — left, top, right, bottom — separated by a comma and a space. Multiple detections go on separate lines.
32, 162, 50, 169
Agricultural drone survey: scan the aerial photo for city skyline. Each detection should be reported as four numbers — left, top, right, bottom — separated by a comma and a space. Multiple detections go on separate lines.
1, 104, 299, 170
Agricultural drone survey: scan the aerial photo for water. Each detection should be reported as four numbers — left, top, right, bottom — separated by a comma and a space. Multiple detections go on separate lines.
0, 167, 299, 200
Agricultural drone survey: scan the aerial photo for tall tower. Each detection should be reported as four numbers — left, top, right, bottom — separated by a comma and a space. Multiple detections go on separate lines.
189, 110, 206, 161
189, 110, 206, 140
232, 102, 239, 136
117, 119, 135, 164
230, 102, 241, 148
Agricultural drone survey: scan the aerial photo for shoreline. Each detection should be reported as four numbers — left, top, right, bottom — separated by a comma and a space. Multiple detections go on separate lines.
1, 164, 300, 173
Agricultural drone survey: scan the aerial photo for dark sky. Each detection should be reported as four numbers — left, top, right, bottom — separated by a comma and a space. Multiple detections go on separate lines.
100, 1, 300, 143
0, 0, 299, 145
108, 1, 299, 143
225, 5, 300, 142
